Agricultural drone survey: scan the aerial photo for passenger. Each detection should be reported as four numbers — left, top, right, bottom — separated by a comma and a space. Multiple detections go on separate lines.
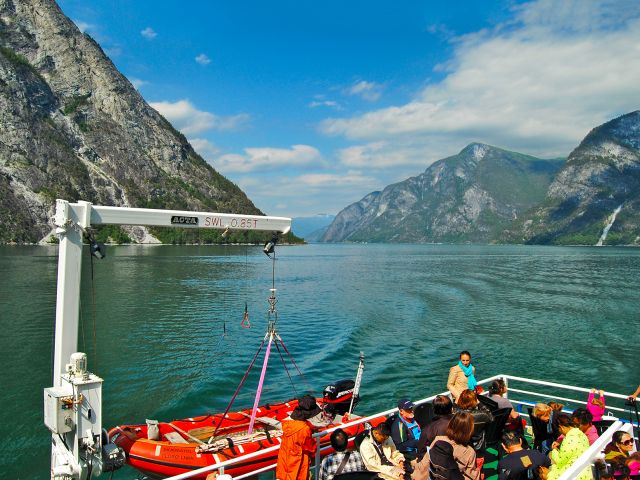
391, 398, 421, 455
604, 430, 634, 465
359, 422, 405, 480
497, 431, 550, 480
628, 385, 640, 401
318, 428, 365, 480
453, 389, 493, 451
544, 414, 593, 480
488, 379, 524, 430
275, 395, 320, 480
587, 388, 606, 422
413, 440, 464, 480
417, 395, 453, 458
572, 408, 598, 445
447, 351, 477, 401
531, 402, 562, 453
626, 451, 640, 476
430, 412, 481, 480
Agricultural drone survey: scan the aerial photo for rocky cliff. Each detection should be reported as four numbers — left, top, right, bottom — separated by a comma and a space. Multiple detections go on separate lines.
0, 0, 261, 243
516, 111, 640, 245
321, 144, 563, 243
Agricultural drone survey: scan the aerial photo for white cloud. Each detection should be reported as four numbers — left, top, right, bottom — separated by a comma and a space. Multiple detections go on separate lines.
74, 20, 95, 33
309, 100, 342, 110
105, 46, 123, 58
129, 77, 148, 90
141, 27, 157, 40
189, 138, 220, 159
339, 142, 436, 169
195, 53, 211, 65
149, 99, 250, 135
297, 172, 375, 187
321, 0, 640, 159
347, 80, 384, 102
233, 171, 379, 217
215, 145, 322, 173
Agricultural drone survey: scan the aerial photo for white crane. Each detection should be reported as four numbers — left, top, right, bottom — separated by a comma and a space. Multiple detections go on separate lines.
44, 199, 291, 479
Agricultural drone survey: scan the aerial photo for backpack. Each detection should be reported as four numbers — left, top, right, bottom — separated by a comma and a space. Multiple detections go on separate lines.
428, 441, 464, 480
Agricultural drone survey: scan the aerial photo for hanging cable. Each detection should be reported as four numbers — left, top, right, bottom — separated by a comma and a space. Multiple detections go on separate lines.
241, 246, 251, 328
274, 340, 297, 396
277, 337, 314, 394
212, 321, 226, 352
212, 337, 267, 437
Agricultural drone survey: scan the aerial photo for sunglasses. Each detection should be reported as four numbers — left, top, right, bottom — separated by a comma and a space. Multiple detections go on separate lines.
621, 439, 633, 446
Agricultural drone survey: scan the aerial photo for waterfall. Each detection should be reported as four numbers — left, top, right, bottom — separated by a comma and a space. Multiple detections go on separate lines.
596, 204, 623, 246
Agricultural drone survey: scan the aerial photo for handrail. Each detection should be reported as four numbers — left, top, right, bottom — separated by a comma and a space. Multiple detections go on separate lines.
163, 374, 635, 480
507, 387, 629, 414
502, 375, 631, 400
558, 421, 634, 480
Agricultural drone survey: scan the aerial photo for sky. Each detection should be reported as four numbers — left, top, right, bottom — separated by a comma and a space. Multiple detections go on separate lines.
57, 0, 640, 218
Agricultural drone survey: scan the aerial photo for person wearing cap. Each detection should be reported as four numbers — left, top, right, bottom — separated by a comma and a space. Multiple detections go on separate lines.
276, 395, 321, 480
391, 398, 422, 455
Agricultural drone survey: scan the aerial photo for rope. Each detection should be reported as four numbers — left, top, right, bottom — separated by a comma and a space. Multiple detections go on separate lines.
278, 337, 309, 386
277, 337, 314, 395
212, 337, 267, 437
247, 335, 273, 434
274, 340, 297, 396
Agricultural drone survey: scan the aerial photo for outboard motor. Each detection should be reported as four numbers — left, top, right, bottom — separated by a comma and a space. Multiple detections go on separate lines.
323, 379, 359, 415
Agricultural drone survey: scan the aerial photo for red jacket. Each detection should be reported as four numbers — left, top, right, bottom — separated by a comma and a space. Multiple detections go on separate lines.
276, 419, 317, 480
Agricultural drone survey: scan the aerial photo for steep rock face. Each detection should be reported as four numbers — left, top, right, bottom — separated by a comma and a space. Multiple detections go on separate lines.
321, 144, 562, 243
520, 111, 640, 245
0, 0, 259, 243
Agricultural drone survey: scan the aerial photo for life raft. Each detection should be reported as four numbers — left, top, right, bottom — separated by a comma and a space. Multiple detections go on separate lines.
108, 396, 384, 479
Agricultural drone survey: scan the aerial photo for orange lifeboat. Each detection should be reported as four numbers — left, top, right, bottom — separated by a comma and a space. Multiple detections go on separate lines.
109, 395, 384, 479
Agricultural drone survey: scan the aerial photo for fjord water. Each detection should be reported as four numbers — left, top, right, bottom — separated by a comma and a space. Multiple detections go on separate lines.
1, 244, 638, 479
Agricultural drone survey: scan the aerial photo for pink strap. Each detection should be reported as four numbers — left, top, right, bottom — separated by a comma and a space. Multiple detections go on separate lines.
248, 335, 273, 434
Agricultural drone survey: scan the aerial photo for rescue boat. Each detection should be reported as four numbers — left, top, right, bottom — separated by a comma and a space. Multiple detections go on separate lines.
108, 239, 387, 479
109, 380, 384, 479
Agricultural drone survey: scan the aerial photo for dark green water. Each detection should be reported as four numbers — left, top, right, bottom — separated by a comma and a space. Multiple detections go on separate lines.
1, 244, 638, 479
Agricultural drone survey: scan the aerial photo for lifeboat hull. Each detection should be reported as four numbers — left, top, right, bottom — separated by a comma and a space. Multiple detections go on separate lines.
109, 399, 383, 479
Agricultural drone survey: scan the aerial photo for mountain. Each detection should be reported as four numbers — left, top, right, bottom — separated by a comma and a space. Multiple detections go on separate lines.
0, 0, 262, 244
321, 144, 563, 243
292, 214, 335, 239
515, 111, 640, 245
301, 225, 330, 243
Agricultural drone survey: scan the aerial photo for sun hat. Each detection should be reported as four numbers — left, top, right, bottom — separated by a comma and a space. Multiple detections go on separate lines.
291, 395, 322, 420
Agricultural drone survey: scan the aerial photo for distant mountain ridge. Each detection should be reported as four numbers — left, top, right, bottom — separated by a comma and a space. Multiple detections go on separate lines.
0, 0, 263, 244
321, 144, 563, 243
292, 214, 335, 237
516, 110, 640, 245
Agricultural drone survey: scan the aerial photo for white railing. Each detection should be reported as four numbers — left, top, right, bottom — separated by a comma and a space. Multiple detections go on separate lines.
558, 421, 634, 480
162, 374, 638, 480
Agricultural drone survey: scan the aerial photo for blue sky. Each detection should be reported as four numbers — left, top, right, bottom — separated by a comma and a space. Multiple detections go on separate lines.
58, 0, 640, 218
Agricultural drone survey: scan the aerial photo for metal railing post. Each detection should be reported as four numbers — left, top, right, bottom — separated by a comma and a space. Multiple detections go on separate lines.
315, 436, 321, 479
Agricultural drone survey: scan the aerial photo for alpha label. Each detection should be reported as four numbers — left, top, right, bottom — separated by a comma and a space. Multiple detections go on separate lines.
171, 216, 199, 225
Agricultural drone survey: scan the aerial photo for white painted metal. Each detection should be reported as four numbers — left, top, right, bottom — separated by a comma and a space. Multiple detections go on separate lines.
508, 387, 628, 415
53, 200, 86, 386
48, 199, 292, 479
558, 421, 635, 480
90, 204, 291, 233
